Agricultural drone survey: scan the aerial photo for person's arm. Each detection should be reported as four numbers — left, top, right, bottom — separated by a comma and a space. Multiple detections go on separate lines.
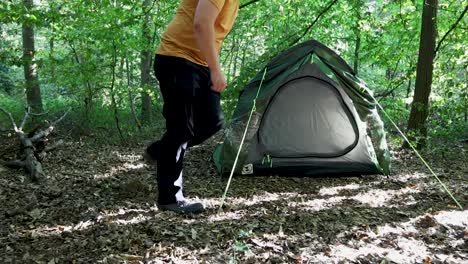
193, 0, 227, 93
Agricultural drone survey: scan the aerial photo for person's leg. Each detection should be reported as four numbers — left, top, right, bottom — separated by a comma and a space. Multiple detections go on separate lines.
150, 55, 205, 213
156, 137, 188, 204
190, 67, 225, 147
152, 55, 195, 206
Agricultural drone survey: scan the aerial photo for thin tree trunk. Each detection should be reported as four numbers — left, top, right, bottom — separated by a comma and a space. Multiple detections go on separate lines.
353, 0, 362, 74
111, 42, 124, 141
140, 0, 153, 125
406, 79, 412, 109
68, 41, 93, 133
233, 37, 240, 78
126, 57, 142, 131
406, 0, 438, 149
49, 35, 55, 79
465, 94, 467, 123
22, 0, 43, 113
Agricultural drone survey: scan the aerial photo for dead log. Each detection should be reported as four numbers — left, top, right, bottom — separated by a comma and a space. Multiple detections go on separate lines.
0, 107, 70, 182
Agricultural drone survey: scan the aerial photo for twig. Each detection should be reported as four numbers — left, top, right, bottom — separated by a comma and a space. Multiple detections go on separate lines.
19, 107, 31, 131
435, 5, 467, 54
30, 108, 71, 142
51, 108, 71, 126
289, 0, 339, 46
240, 0, 261, 9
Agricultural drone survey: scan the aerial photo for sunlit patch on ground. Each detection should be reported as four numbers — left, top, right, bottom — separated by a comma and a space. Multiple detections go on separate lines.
93, 160, 146, 179
111, 214, 151, 226
17, 207, 157, 238
433, 210, 468, 227
290, 187, 420, 211
307, 237, 431, 263
207, 211, 246, 222
289, 196, 347, 211
300, 210, 468, 263
227, 192, 303, 206
352, 187, 419, 207
318, 183, 362, 196
1, 139, 466, 263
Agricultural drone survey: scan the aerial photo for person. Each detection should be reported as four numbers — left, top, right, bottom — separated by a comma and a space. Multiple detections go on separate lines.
144, 0, 239, 214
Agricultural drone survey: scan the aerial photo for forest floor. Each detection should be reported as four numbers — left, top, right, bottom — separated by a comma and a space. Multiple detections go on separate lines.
0, 133, 467, 264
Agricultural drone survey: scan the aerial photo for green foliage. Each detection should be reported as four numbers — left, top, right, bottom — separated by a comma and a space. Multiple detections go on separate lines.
0, 93, 25, 131
0, 0, 465, 145
0, 63, 15, 95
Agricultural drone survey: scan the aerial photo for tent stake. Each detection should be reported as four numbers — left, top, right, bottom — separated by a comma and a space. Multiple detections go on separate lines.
219, 68, 268, 212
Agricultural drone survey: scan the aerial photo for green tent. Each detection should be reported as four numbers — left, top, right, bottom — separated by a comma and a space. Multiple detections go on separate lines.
213, 40, 391, 176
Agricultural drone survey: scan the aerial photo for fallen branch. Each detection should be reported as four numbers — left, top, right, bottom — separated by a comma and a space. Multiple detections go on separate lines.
31, 108, 71, 142
0, 107, 70, 182
0, 159, 25, 168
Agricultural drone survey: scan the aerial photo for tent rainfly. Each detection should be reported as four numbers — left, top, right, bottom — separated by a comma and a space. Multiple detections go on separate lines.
213, 40, 391, 176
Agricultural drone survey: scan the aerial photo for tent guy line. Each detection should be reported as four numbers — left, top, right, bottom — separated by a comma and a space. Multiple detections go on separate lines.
368, 91, 463, 210
219, 67, 268, 212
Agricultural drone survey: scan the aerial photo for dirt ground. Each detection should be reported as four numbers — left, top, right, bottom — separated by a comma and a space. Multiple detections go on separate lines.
0, 135, 467, 263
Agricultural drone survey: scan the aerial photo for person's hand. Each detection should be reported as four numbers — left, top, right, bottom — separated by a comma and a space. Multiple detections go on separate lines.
211, 69, 227, 93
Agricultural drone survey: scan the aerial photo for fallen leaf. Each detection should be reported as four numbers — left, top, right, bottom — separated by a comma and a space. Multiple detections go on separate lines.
28, 208, 43, 220
120, 254, 143, 261
191, 228, 197, 240
278, 225, 284, 237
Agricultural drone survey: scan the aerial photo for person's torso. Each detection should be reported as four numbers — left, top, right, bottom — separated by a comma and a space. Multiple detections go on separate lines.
157, 0, 239, 66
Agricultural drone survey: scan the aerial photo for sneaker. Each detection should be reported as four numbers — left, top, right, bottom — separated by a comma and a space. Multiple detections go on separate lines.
157, 200, 205, 214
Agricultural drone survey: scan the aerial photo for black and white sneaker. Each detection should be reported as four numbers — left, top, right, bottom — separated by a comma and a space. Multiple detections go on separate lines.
157, 200, 205, 214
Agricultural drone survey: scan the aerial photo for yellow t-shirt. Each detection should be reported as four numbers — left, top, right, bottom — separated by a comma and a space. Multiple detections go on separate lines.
156, 0, 239, 66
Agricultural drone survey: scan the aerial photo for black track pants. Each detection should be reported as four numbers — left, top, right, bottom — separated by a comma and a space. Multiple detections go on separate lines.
150, 55, 224, 205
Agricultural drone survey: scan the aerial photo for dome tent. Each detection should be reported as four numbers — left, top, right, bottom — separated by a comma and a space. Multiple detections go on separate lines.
213, 40, 390, 176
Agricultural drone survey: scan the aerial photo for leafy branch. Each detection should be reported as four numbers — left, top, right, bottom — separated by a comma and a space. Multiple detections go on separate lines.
435, 5, 467, 54
240, 0, 261, 9
289, 0, 339, 46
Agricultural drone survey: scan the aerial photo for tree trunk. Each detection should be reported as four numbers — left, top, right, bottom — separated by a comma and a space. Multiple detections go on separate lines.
406, 0, 438, 149
110, 41, 124, 141
353, 0, 362, 74
140, 0, 153, 125
126, 57, 142, 132
22, 0, 43, 113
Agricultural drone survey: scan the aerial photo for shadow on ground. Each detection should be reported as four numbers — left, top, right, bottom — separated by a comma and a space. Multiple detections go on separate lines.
0, 137, 467, 263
